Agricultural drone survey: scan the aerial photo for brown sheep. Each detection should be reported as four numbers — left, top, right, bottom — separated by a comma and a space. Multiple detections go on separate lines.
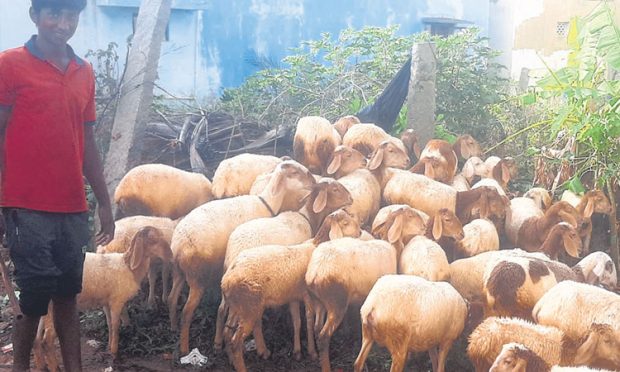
410, 139, 459, 184
293, 116, 341, 174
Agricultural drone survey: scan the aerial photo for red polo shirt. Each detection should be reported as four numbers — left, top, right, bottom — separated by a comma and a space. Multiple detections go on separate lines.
0, 36, 96, 212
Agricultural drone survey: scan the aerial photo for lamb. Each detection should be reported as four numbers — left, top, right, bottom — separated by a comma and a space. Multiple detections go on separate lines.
211, 153, 282, 198
114, 163, 213, 219
468, 317, 608, 372
213, 181, 352, 351
533, 281, 620, 370
453, 134, 483, 161
332, 115, 360, 137
96, 215, 177, 307
482, 250, 616, 320
221, 210, 365, 372
505, 199, 582, 252
410, 139, 459, 184
560, 190, 613, 253
293, 116, 341, 174
353, 275, 467, 372
382, 170, 508, 224
342, 123, 408, 158
489, 342, 617, 372
305, 237, 397, 372
167, 160, 316, 355
524, 187, 553, 210
35, 226, 172, 368
454, 218, 500, 258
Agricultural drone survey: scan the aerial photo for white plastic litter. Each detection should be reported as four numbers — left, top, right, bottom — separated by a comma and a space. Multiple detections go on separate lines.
244, 339, 257, 352
179, 348, 208, 366
86, 339, 100, 348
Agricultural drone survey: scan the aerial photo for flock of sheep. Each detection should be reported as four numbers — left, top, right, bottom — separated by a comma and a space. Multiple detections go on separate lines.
30, 115, 619, 372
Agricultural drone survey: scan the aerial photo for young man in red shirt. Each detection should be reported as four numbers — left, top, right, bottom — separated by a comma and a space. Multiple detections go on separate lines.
0, 0, 115, 370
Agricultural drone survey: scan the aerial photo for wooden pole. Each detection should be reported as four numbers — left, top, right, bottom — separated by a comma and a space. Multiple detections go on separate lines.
607, 180, 619, 282
0, 248, 19, 315
103, 0, 172, 216
407, 42, 437, 148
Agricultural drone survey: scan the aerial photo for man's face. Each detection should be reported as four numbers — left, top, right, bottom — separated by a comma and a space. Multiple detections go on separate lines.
30, 7, 80, 47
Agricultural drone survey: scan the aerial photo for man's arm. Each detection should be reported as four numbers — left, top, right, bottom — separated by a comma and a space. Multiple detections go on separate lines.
83, 125, 114, 246
0, 108, 10, 238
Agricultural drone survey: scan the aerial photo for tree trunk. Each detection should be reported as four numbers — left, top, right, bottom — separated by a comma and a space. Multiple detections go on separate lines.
407, 42, 437, 148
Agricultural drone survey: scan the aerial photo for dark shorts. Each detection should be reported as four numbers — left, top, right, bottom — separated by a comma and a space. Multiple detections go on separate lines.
3, 208, 89, 317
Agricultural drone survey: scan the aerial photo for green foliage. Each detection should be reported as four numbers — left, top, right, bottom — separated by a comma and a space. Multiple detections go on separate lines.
218, 26, 511, 141
526, 4, 620, 188
85, 42, 120, 100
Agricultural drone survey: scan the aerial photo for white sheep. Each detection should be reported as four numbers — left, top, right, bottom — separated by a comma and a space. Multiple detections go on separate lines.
353, 275, 467, 372
96, 215, 177, 307
468, 317, 609, 372
221, 210, 365, 372
114, 163, 213, 219
371, 204, 429, 247
34, 226, 171, 369
490, 342, 617, 372
167, 160, 316, 355
460, 156, 487, 185
293, 116, 341, 174
524, 187, 552, 211
399, 236, 450, 281
455, 218, 500, 258
305, 237, 397, 372
533, 281, 620, 369
211, 153, 282, 198
333, 115, 360, 137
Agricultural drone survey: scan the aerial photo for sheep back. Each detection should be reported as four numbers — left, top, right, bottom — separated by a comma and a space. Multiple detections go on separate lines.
211, 154, 282, 198
383, 172, 457, 217
399, 236, 450, 281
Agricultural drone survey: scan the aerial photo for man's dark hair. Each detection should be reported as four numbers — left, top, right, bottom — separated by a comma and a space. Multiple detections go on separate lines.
31, 0, 87, 12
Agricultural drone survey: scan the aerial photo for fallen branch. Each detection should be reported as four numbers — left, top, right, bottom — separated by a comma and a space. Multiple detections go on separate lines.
0, 248, 20, 315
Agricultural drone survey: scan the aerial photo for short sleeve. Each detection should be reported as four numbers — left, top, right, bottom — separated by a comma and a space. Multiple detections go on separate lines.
83, 63, 97, 125
0, 54, 15, 109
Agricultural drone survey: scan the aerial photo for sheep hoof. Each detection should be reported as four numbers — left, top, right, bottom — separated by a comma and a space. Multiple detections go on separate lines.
293, 351, 302, 361
258, 349, 271, 360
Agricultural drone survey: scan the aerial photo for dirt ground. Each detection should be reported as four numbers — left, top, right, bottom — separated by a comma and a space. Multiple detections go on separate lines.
0, 287, 474, 372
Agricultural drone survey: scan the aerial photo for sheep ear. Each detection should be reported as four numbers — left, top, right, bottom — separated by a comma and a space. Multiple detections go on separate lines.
583, 198, 595, 218
387, 215, 403, 244
573, 325, 602, 365
371, 221, 386, 239
478, 193, 490, 219
326, 153, 341, 175
313, 189, 328, 214
270, 170, 285, 197
462, 161, 475, 180
558, 210, 578, 227
329, 222, 344, 240
460, 142, 471, 160
432, 214, 443, 241
128, 227, 149, 271
424, 163, 436, 179
367, 148, 384, 170
313, 217, 331, 245
501, 162, 511, 185
592, 260, 606, 278
413, 142, 422, 160
563, 233, 581, 258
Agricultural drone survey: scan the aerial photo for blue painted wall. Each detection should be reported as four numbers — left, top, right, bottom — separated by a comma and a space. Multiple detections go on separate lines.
0, 0, 490, 98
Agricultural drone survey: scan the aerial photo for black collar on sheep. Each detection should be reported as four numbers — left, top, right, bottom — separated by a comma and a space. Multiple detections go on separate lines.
257, 195, 276, 217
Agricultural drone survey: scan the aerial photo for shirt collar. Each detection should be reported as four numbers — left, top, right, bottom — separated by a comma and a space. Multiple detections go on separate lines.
25, 35, 85, 66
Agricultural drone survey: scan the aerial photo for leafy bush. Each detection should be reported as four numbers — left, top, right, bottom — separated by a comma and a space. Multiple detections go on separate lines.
218, 26, 512, 145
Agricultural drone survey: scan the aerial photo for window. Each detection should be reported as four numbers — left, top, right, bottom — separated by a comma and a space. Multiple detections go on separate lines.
133, 13, 170, 41
556, 22, 569, 37
421, 17, 469, 37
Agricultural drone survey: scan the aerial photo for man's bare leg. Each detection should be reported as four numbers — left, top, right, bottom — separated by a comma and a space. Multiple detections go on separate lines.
11, 313, 40, 372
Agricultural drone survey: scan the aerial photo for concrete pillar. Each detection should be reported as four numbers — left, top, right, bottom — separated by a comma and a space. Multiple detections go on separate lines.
407, 42, 437, 148
103, 0, 172, 210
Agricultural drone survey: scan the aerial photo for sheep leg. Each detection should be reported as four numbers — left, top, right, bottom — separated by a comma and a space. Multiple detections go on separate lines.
388, 348, 408, 372
353, 325, 374, 372
161, 262, 171, 303
429, 346, 439, 372
289, 301, 302, 361
147, 264, 158, 308
582, 233, 591, 255
108, 304, 123, 358
318, 306, 347, 372
225, 315, 253, 372
43, 323, 60, 372
253, 315, 271, 359
435, 341, 452, 372
303, 293, 318, 360
120, 306, 131, 326
167, 266, 185, 331
33, 318, 47, 370
179, 282, 205, 355
213, 295, 228, 353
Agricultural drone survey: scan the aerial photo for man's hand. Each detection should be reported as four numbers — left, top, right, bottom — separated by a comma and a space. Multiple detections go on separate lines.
95, 203, 114, 246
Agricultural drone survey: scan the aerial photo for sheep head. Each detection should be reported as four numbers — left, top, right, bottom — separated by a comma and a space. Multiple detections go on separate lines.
547, 222, 582, 258
266, 160, 316, 209
490, 343, 550, 372
583, 190, 613, 217
461, 156, 486, 184
400, 129, 421, 161
492, 157, 518, 188
124, 226, 171, 272
367, 140, 410, 171
573, 323, 620, 368
544, 201, 581, 230
303, 178, 353, 215
582, 252, 618, 289
372, 205, 427, 246
475, 186, 509, 220
523, 187, 552, 210
333, 115, 360, 138
453, 134, 482, 160
431, 208, 464, 241
326, 145, 367, 178
313, 209, 361, 245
